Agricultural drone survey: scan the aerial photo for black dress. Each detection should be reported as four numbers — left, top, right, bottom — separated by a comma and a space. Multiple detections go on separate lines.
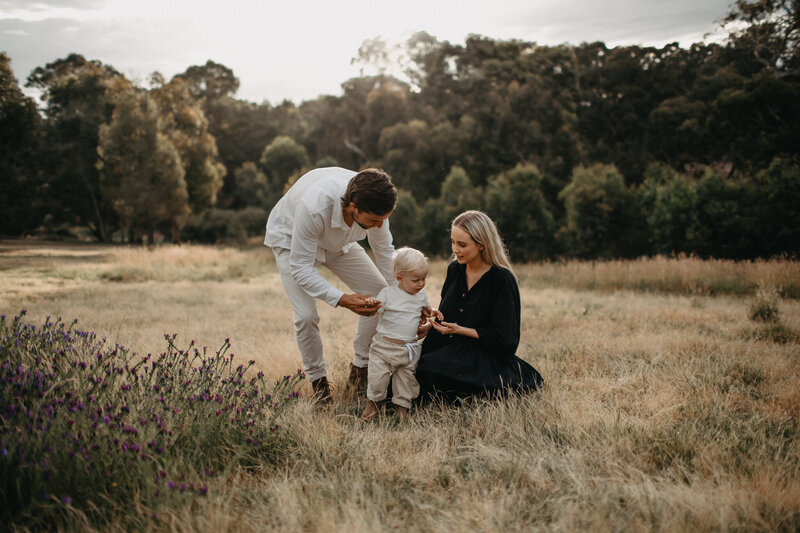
416, 261, 544, 402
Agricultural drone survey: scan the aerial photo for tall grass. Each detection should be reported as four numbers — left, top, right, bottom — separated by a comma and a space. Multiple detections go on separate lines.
1, 242, 798, 531
517, 255, 800, 298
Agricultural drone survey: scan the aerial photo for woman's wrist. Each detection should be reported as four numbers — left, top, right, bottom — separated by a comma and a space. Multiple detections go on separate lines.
456, 326, 479, 339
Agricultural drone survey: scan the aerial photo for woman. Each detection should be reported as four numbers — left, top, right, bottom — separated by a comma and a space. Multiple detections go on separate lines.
416, 210, 543, 401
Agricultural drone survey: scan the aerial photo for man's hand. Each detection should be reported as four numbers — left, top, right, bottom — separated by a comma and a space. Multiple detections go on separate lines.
338, 293, 382, 316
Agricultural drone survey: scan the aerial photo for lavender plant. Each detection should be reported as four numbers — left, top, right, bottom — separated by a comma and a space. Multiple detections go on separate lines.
0, 311, 304, 528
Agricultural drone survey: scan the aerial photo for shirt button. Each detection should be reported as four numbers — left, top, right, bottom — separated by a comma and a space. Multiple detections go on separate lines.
462, 293, 466, 297
459, 308, 464, 312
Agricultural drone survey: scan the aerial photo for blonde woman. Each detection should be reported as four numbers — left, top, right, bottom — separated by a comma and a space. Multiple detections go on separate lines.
416, 210, 543, 401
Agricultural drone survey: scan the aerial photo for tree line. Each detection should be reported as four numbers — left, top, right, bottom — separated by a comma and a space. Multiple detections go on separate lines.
1, 0, 798, 259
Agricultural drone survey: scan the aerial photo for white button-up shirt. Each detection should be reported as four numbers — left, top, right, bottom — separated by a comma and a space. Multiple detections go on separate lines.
264, 167, 395, 307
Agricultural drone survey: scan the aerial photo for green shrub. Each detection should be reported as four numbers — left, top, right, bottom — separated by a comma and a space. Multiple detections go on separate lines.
182, 207, 267, 244
389, 190, 423, 249
558, 163, 644, 258
485, 164, 556, 261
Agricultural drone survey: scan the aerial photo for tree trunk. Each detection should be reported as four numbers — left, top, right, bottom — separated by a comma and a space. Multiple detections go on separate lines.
171, 216, 182, 245
78, 155, 108, 242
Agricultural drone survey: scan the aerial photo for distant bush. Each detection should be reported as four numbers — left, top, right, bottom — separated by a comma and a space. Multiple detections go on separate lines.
231, 162, 270, 209
389, 190, 423, 250
755, 158, 800, 258
642, 170, 699, 255
0, 311, 303, 529
558, 163, 644, 259
182, 207, 267, 244
485, 164, 556, 262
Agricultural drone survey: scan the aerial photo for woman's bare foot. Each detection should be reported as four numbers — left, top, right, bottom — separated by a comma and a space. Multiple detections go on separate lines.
394, 405, 410, 420
361, 400, 380, 421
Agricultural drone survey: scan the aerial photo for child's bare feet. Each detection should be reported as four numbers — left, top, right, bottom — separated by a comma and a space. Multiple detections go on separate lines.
394, 405, 410, 420
361, 400, 380, 421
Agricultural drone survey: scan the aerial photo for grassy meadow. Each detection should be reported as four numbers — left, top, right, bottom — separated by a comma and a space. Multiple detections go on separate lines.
1, 240, 799, 532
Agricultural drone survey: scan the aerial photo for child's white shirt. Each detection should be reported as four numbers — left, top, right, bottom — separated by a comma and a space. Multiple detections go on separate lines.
374, 285, 429, 342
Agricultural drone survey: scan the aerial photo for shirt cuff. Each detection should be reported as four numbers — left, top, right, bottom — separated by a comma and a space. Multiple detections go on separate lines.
325, 287, 345, 308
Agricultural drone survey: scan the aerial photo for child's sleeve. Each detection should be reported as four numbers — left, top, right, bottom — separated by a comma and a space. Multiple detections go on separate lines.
376, 287, 389, 316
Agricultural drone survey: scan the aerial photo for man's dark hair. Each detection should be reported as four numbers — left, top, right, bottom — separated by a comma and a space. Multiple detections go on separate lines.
340, 168, 398, 215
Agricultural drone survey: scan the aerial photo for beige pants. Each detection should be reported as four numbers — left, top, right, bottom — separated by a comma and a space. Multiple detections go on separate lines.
367, 336, 421, 408
272, 246, 388, 382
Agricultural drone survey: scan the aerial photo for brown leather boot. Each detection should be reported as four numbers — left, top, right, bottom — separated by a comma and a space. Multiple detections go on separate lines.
346, 363, 368, 390
310, 376, 332, 404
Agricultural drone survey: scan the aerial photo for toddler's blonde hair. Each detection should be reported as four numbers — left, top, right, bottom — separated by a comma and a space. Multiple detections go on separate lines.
393, 247, 428, 275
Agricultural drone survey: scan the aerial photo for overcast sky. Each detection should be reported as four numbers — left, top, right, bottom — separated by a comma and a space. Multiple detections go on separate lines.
1, 0, 734, 105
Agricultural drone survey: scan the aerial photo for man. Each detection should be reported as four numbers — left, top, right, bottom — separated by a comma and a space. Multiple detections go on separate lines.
265, 167, 398, 403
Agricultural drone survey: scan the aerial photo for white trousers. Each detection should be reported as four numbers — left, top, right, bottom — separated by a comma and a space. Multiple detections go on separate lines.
272, 246, 389, 382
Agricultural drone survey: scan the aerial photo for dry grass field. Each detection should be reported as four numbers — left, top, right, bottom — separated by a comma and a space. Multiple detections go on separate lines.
1, 240, 799, 532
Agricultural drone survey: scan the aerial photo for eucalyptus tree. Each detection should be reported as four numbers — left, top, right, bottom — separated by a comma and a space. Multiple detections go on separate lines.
259, 135, 310, 203
0, 53, 41, 236
558, 163, 643, 258
723, 0, 799, 79
484, 164, 556, 261
150, 76, 225, 217
97, 83, 188, 244
26, 54, 122, 240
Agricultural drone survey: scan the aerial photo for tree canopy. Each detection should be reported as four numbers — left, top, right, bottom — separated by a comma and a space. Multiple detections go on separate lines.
1, 1, 798, 256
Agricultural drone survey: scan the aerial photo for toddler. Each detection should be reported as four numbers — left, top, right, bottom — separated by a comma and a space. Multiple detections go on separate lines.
361, 247, 441, 420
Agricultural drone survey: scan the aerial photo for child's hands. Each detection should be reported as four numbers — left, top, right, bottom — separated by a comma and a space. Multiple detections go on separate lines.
417, 307, 441, 338
364, 296, 380, 307
426, 308, 444, 323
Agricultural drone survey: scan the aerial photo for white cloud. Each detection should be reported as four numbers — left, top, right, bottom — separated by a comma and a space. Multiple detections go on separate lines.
487, 0, 732, 46
1, 0, 736, 104
0, 0, 104, 15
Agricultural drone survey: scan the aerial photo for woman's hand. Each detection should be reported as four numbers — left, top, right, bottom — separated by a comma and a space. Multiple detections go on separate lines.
431, 319, 480, 339
431, 320, 461, 335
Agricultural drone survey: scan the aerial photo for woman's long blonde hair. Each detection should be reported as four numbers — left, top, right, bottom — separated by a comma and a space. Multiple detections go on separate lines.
452, 210, 516, 278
